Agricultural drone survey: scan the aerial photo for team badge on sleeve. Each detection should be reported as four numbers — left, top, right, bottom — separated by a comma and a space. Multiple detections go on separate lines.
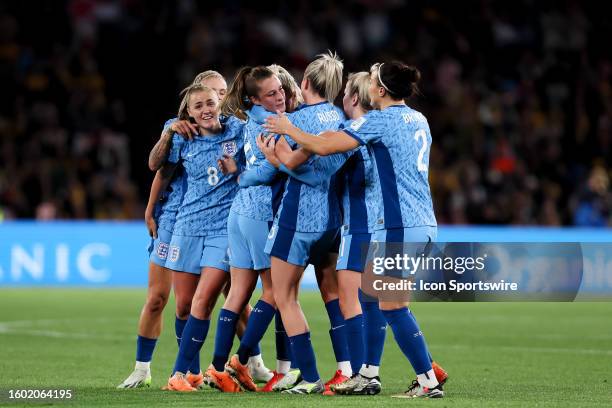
222, 141, 238, 157
350, 116, 366, 131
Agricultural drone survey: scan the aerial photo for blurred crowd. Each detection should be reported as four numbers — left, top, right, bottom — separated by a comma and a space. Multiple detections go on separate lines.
0, 0, 610, 225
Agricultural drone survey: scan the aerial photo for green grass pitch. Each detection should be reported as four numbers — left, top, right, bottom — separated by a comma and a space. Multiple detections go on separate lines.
0, 289, 611, 407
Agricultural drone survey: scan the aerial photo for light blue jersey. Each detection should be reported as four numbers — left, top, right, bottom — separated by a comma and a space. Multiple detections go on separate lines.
275, 102, 346, 232
168, 119, 245, 236
342, 105, 437, 230
231, 106, 286, 221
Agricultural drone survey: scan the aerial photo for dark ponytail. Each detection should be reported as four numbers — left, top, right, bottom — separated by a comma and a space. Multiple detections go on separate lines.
372, 61, 421, 100
220, 66, 277, 121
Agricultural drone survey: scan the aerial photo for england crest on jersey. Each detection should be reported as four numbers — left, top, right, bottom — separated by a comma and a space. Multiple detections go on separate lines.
222, 141, 238, 157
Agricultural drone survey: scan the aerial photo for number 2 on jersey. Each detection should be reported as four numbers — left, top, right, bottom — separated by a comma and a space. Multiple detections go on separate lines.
414, 129, 428, 172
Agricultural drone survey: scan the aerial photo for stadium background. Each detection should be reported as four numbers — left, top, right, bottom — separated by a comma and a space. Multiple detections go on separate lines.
0, 1, 610, 407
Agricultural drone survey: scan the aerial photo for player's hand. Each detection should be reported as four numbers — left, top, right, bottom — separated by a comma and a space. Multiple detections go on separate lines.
257, 133, 280, 168
275, 136, 292, 156
145, 212, 158, 239
264, 111, 292, 135
218, 154, 238, 174
170, 120, 198, 140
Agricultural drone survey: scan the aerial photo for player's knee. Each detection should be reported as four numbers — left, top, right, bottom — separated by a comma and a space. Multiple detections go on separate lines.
145, 291, 168, 314
224, 288, 249, 312
191, 296, 214, 319
260, 289, 276, 307
319, 286, 339, 303
273, 291, 293, 310
175, 301, 191, 320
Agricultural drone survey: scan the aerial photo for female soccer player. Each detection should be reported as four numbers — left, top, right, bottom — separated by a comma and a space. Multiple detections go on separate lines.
117, 71, 268, 390
265, 61, 445, 398
116, 72, 216, 390
249, 51, 351, 395
161, 83, 246, 391
203, 66, 289, 393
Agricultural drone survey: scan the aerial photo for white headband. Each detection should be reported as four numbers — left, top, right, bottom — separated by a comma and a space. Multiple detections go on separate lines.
377, 63, 391, 93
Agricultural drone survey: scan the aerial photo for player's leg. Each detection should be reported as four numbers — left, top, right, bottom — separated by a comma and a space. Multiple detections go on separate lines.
117, 262, 172, 389
168, 233, 204, 378
212, 269, 257, 372
337, 269, 363, 368
314, 255, 352, 393
118, 228, 174, 389
376, 227, 443, 399
226, 215, 279, 390
271, 256, 323, 394
207, 266, 257, 393
172, 271, 200, 376
310, 229, 351, 393
227, 267, 276, 391
221, 281, 270, 382
265, 311, 300, 392
334, 232, 384, 395
169, 266, 228, 391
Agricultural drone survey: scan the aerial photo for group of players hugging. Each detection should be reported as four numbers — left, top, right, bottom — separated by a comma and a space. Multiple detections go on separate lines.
117, 51, 448, 398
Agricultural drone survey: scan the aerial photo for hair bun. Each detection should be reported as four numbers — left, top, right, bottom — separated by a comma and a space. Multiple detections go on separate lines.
377, 61, 421, 99
404, 66, 421, 84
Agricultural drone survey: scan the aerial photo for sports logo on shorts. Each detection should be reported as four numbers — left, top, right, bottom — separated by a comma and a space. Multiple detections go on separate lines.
157, 242, 169, 260
222, 141, 238, 157
350, 117, 366, 131
268, 225, 277, 239
169, 245, 180, 262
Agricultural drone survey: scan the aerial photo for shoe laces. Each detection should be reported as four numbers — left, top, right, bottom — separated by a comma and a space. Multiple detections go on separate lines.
406, 379, 420, 394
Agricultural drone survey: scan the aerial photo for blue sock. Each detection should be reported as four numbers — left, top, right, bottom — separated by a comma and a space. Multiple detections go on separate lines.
249, 343, 261, 357
345, 314, 364, 374
212, 309, 239, 371
136, 335, 157, 363
274, 312, 291, 362
325, 299, 350, 363
175, 316, 187, 348
172, 315, 210, 375
237, 300, 275, 365
361, 292, 386, 366
289, 332, 319, 382
382, 307, 432, 375
175, 317, 200, 372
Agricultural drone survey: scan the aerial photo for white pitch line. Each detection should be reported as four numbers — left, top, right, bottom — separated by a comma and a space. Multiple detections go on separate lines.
0, 318, 135, 341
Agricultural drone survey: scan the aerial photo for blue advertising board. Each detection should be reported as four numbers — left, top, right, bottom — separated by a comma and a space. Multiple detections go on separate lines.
0, 222, 611, 288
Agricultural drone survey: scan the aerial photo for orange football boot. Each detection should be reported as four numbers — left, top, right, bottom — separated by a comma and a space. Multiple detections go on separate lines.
226, 354, 257, 391
432, 361, 449, 386
186, 372, 204, 389
167, 372, 197, 392
207, 366, 242, 393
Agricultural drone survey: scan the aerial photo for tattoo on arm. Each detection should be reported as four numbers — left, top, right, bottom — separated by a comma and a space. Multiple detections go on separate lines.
148, 128, 174, 171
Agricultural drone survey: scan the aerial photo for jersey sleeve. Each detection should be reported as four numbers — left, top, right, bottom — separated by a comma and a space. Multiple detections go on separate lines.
341, 112, 382, 145
313, 151, 353, 179
166, 134, 185, 164
279, 151, 353, 188
238, 159, 278, 187
163, 117, 177, 131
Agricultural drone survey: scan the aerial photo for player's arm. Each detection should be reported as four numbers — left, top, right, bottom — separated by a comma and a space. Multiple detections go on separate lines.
148, 120, 198, 171
237, 159, 278, 187
217, 144, 278, 187
264, 112, 359, 156
271, 135, 311, 171
144, 163, 177, 238
255, 133, 324, 186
